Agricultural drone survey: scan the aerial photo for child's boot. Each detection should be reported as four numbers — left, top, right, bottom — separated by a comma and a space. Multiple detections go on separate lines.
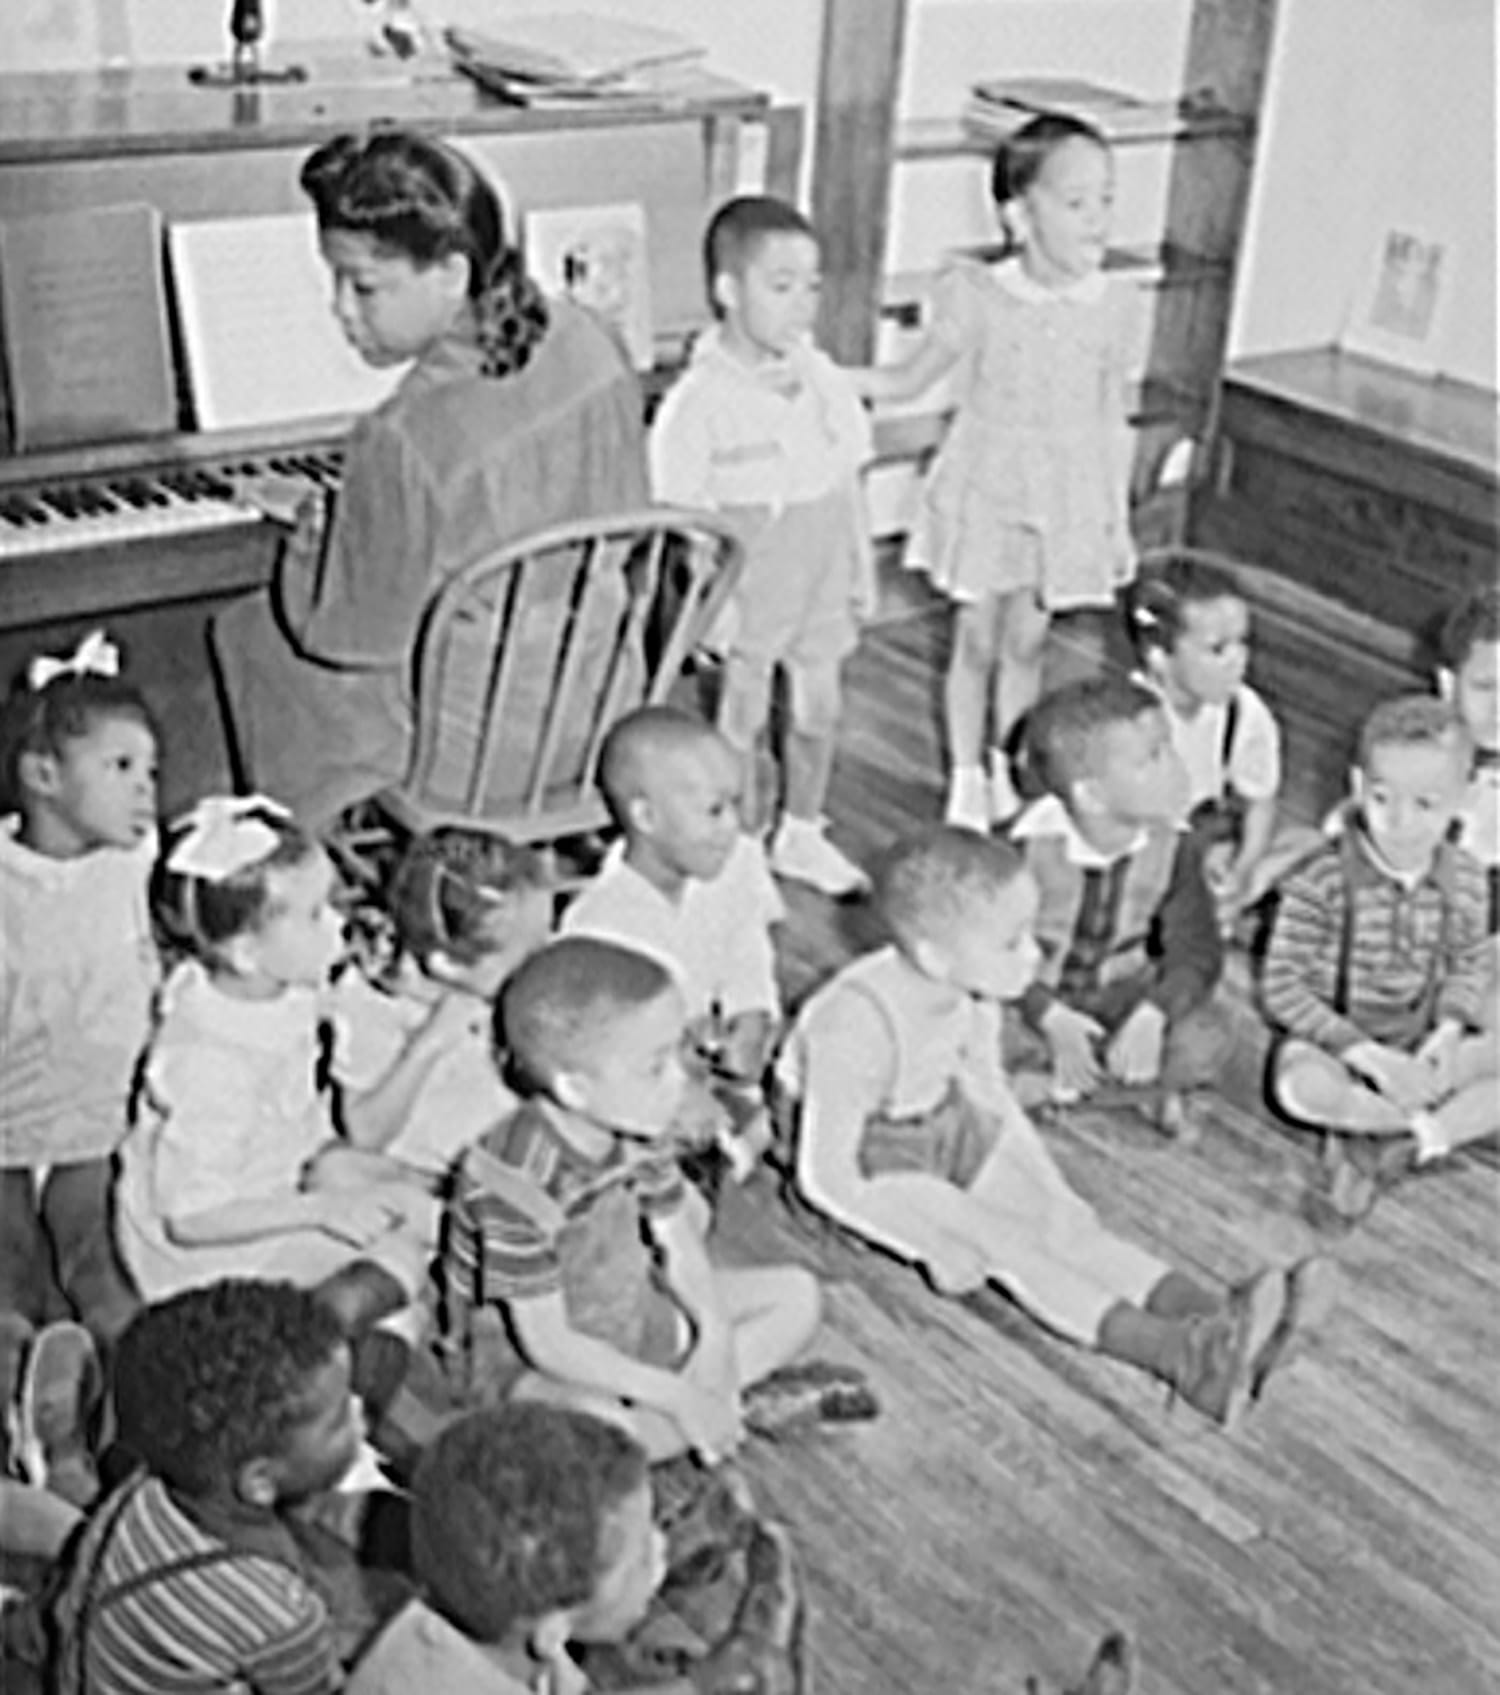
742, 1358, 881, 1438
1174, 1267, 1295, 1425
1305, 1133, 1415, 1229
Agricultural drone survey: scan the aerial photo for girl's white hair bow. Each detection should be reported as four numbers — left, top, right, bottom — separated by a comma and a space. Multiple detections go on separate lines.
167, 794, 292, 882
28, 629, 120, 691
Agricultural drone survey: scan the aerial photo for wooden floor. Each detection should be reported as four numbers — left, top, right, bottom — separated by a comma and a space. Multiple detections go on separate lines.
7, 559, 1495, 1695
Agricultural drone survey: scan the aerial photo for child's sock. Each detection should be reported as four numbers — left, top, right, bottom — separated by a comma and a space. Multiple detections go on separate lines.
986, 745, 1022, 824
944, 764, 989, 831
1408, 1110, 1448, 1165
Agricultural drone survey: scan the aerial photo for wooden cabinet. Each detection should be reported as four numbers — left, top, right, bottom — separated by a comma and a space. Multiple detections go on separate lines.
1190, 347, 1499, 643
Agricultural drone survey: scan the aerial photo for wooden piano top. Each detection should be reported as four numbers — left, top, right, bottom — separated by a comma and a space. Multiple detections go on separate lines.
0, 56, 769, 165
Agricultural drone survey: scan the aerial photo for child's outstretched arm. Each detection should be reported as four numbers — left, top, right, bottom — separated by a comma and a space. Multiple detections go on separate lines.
850, 333, 959, 406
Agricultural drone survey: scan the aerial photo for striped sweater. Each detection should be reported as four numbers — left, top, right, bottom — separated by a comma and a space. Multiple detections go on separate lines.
1261, 822, 1491, 1054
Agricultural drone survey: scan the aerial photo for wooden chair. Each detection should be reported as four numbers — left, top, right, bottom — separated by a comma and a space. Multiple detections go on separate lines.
339, 507, 742, 874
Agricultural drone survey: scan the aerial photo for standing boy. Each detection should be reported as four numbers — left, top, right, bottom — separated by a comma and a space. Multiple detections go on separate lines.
1264, 695, 1497, 1222
650, 195, 872, 896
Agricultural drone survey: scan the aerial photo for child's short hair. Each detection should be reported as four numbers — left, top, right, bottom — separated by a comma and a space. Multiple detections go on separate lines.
875, 827, 1028, 952
1436, 584, 1500, 674
152, 799, 319, 965
991, 111, 1109, 206
389, 828, 551, 966
1024, 676, 1163, 799
1124, 549, 1246, 662
702, 194, 816, 317
0, 643, 155, 810
499, 935, 675, 1091
412, 1403, 648, 1644
597, 705, 723, 828
112, 1279, 346, 1497
1356, 694, 1469, 772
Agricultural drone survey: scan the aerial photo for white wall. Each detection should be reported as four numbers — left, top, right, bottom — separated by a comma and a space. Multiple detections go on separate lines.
1231, 0, 1497, 390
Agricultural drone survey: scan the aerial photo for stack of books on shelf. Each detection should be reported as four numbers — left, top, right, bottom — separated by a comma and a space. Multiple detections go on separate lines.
963, 77, 1231, 146
446, 12, 705, 105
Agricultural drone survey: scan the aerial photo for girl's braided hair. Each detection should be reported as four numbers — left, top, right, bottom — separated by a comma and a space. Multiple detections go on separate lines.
301, 127, 549, 379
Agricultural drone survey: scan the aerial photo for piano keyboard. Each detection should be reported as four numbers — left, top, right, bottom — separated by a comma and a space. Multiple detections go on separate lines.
0, 451, 344, 562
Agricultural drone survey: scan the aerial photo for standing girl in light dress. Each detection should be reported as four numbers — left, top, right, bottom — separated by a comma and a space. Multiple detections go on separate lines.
859, 114, 1136, 829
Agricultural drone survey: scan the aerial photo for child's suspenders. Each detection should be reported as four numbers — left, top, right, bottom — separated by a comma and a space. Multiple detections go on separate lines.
1217, 693, 1241, 805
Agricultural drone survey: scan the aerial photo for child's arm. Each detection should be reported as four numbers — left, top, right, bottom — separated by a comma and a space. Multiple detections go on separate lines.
795, 995, 994, 1290
337, 985, 477, 1153
1227, 794, 1278, 907
165, 1185, 405, 1253
851, 333, 961, 406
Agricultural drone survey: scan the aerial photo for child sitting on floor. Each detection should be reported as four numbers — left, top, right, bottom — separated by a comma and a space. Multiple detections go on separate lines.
437, 936, 875, 1462
48, 1280, 366, 1694
331, 828, 555, 1186
562, 707, 783, 1192
1008, 677, 1235, 1136
0, 630, 159, 1420
350, 1402, 804, 1695
1263, 695, 1498, 1224
114, 797, 437, 1322
778, 826, 1324, 1429
347, 1402, 667, 1692
1124, 550, 1290, 927
650, 195, 872, 895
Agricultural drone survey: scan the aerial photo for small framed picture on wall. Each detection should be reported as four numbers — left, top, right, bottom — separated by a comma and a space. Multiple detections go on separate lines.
1341, 226, 1454, 378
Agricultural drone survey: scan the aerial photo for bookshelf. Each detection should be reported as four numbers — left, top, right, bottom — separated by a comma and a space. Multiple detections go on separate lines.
810, 0, 1277, 547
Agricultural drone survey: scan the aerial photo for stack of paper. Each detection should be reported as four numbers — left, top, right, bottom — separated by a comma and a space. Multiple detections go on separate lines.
446, 13, 703, 101
964, 77, 1201, 145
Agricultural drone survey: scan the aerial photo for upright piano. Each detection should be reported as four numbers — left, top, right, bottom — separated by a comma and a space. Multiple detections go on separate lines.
0, 54, 799, 634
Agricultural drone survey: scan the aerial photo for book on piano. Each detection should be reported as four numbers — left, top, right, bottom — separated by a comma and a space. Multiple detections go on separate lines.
168, 213, 404, 434
0, 202, 177, 454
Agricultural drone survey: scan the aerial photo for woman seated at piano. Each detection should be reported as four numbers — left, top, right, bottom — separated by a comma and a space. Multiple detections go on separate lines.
214, 127, 648, 828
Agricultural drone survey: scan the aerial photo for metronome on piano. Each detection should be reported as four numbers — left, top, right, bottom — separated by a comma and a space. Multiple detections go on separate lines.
189, 0, 306, 88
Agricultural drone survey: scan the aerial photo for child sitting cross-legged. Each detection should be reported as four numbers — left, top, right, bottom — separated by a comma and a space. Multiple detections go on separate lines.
348, 1401, 806, 1695
330, 827, 556, 1188
1264, 695, 1499, 1225
437, 935, 876, 1463
561, 707, 783, 1196
48, 1279, 370, 1694
1008, 676, 1235, 1137
778, 827, 1326, 1429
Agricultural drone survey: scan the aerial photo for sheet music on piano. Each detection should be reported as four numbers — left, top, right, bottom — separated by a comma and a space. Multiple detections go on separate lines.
0, 202, 177, 454
168, 213, 404, 433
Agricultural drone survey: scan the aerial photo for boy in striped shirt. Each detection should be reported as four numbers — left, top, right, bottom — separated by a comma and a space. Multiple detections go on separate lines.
1263, 695, 1498, 1222
50, 1281, 366, 1695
